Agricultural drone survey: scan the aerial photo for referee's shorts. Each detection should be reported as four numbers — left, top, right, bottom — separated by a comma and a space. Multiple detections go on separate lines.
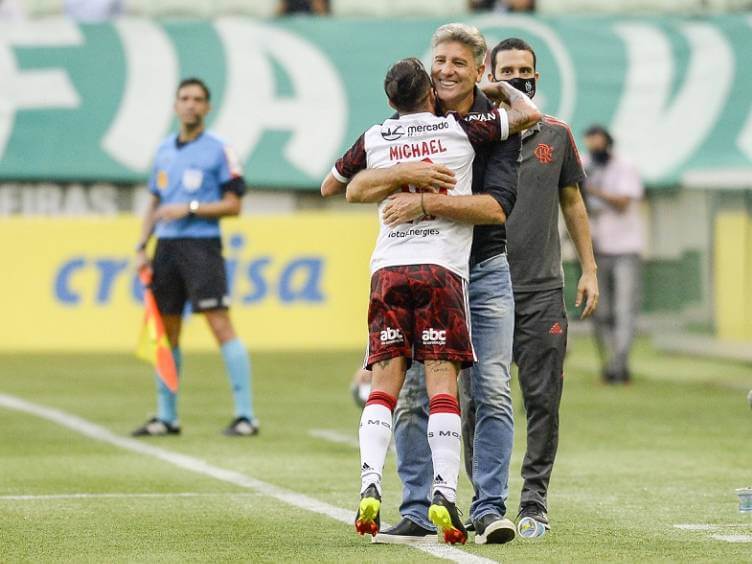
152, 237, 230, 315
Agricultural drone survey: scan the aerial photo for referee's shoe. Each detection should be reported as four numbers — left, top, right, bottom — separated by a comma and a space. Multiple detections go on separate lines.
131, 417, 181, 437
223, 416, 260, 437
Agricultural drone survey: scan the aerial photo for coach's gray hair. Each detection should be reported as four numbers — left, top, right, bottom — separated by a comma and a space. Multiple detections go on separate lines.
431, 23, 487, 68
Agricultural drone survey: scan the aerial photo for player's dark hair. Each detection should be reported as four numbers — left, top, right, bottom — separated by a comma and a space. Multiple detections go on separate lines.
383, 58, 432, 114
489, 37, 537, 75
176, 77, 211, 101
584, 124, 614, 147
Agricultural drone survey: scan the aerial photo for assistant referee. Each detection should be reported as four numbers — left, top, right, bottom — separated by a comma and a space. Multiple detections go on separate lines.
132, 77, 258, 437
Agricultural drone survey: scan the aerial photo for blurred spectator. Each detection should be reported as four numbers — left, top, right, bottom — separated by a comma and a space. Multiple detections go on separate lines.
468, 0, 535, 12
0, 0, 25, 20
277, 0, 329, 15
583, 125, 645, 385
64, 0, 123, 21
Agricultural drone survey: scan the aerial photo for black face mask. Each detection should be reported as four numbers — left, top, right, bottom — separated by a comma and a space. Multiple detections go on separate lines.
504, 77, 536, 99
590, 149, 611, 165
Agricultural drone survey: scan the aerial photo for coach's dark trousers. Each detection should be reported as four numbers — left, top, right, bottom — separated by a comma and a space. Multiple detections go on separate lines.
513, 288, 567, 513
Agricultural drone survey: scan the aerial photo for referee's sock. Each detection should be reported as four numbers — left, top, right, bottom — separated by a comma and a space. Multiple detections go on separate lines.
221, 338, 255, 420
155, 347, 181, 424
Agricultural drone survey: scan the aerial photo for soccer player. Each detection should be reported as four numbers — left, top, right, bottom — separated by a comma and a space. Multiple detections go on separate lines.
321, 57, 540, 543
131, 77, 259, 438
335, 24, 523, 545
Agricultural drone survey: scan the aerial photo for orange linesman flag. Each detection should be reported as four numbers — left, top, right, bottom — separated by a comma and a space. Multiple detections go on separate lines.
136, 267, 178, 393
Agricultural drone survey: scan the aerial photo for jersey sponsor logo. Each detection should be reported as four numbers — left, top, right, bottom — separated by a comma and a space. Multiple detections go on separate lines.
465, 112, 496, 122
381, 124, 404, 141
380, 326, 403, 344
156, 170, 169, 190
534, 143, 554, 164
388, 139, 447, 161
387, 227, 439, 238
422, 328, 446, 345
407, 121, 448, 136
182, 168, 204, 192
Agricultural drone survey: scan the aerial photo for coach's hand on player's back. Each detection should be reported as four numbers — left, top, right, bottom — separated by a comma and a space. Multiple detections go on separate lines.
482, 80, 527, 106
382, 192, 426, 227
395, 161, 456, 191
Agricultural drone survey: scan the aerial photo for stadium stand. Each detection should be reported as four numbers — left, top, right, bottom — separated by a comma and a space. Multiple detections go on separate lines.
330, 0, 466, 17
13, 0, 752, 17
538, 0, 752, 13
18, 0, 278, 17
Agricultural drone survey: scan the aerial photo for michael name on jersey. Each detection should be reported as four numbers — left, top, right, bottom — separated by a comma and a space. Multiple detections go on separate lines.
389, 138, 448, 161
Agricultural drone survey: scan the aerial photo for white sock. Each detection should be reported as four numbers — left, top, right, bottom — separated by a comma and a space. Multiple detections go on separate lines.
427, 412, 461, 502
359, 403, 393, 495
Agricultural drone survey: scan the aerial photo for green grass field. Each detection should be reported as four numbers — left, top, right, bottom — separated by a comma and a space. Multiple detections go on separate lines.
1, 337, 751, 562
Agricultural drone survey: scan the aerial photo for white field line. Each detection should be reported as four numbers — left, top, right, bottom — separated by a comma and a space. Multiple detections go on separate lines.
308, 429, 360, 448
710, 534, 752, 543
674, 524, 752, 543
0, 394, 495, 564
0, 492, 256, 501
674, 524, 751, 531
308, 428, 396, 453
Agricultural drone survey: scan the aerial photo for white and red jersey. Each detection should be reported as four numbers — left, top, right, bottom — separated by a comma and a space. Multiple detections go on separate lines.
332, 109, 509, 279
